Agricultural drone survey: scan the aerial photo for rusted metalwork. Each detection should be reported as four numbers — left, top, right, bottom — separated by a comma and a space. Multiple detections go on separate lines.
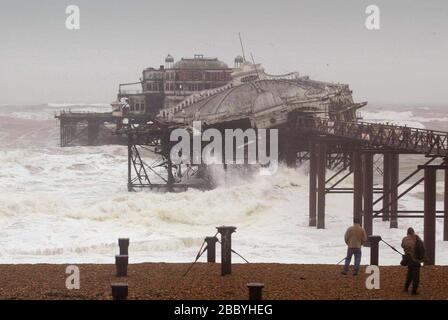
375, 177, 424, 218
372, 158, 443, 221
390, 154, 399, 228
309, 143, 317, 227
326, 167, 347, 185
56, 111, 152, 147
422, 166, 437, 265
353, 151, 363, 225
217, 226, 237, 276
363, 153, 374, 244
326, 170, 353, 193
300, 119, 448, 157
445, 166, 448, 241
317, 143, 327, 229
382, 154, 391, 221
124, 120, 211, 191
374, 157, 437, 207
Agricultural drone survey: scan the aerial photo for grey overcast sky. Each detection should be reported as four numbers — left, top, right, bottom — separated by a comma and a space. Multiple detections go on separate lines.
0, 0, 447, 106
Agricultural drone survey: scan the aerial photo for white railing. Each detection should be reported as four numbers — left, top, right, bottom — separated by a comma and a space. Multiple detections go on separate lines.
158, 83, 234, 118
265, 72, 300, 80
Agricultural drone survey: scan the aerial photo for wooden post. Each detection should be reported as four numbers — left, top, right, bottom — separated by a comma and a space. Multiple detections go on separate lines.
317, 143, 327, 229
217, 226, 237, 276
115, 255, 129, 277
309, 143, 317, 227
368, 235, 382, 266
205, 236, 218, 263
353, 151, 363, 225
111, 283, 128, 300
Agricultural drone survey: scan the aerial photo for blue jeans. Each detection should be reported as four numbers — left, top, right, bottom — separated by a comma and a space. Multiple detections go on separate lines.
343, 248, 362, 274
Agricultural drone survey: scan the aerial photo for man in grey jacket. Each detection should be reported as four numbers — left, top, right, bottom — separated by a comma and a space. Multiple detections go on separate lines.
342, 218, 368, 276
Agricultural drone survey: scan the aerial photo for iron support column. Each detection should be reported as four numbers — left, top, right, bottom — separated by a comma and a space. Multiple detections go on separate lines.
317, 143, 327, 229
127, 136, 133, 192
353, 151, 363, 225
163, 132, 175, 190
423, 167, 436, 265
309, 143, 317, 227
87, 120, 99, 146
444, 166, 448, 241
390, 153, 399, 228
363, 153, 374, 246
60, 120, 64, 147
382, 153, 391, 221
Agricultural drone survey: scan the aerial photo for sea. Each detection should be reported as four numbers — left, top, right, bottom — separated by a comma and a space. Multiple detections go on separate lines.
0, 103, 447, 264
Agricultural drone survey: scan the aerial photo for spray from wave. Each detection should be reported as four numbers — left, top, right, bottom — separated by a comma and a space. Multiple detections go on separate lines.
0, 104, 448, 264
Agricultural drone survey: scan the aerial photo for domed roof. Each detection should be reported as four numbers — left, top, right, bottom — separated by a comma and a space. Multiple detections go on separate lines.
165, 54, 174, 62
174, 57, 229, 70
253, 91, 283, 113
174, 79, 312, 121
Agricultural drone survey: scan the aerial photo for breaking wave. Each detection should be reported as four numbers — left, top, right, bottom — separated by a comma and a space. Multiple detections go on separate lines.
1, 104, 448, 264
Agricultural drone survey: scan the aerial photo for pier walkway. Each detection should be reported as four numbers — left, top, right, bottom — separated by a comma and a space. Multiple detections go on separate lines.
299, 118, 447, 266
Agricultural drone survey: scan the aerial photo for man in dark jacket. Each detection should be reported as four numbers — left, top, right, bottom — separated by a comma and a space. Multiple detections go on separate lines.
401, 227, 424, 295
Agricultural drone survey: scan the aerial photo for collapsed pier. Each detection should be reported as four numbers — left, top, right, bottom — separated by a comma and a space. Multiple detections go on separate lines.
55, 54, 448, 265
